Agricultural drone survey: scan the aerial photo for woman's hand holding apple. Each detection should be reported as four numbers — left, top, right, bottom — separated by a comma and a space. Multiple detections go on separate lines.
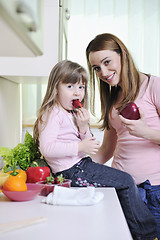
119, 108, 150, 138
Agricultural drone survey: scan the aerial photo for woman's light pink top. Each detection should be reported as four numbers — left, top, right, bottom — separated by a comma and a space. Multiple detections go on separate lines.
39, 106, 91, 173
110, 75, 160, 185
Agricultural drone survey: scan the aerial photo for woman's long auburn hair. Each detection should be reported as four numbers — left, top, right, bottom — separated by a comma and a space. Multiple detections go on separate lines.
86, 33, 140, 130
33, 60, 88, 147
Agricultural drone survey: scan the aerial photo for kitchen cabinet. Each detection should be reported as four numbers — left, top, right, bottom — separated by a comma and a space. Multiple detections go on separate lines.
0, 0, 60, 83
0, 77, 21, 148
0, 0, 61, 148
0, 0, 44, 57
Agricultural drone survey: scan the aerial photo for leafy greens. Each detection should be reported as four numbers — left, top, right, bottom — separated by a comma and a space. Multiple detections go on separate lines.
0, 131, 41, 172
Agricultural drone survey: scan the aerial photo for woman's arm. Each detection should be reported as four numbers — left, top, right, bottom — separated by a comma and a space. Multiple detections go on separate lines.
141, 107, 160, 144
91, 126, 117, 164
119, 107, 160, 145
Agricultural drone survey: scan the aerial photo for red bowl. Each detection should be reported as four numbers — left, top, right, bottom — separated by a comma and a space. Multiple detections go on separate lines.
36, 180, 72, 196
2, 183, 43, 201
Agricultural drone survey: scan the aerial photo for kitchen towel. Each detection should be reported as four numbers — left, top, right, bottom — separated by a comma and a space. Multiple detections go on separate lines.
41, 186, 104, 206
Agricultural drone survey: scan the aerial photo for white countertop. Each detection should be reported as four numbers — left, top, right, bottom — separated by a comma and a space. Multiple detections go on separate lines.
0, 188, 133, 240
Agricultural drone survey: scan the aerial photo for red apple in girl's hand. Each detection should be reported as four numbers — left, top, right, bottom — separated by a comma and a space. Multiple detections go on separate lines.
72, 99, 83, 108
120, 102, 140, 120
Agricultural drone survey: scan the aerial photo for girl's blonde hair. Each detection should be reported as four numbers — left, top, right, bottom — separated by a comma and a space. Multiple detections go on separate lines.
86, 33, 140, 130
33, 60, 88, 146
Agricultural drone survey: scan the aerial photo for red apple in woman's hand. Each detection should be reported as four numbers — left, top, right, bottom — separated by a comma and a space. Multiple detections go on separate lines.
120, 102, 140, 120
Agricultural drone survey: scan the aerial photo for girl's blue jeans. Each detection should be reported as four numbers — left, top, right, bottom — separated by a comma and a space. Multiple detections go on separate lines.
138, 179, 160, 239
56, 157, 157, 240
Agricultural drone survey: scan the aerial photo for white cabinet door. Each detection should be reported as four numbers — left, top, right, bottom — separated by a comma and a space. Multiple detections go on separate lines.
0, 0, 44, 57
0, 0, 59, 81
0, 77, 21, 148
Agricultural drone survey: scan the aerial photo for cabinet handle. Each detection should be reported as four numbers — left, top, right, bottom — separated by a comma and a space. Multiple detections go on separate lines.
16, 0, 38, 32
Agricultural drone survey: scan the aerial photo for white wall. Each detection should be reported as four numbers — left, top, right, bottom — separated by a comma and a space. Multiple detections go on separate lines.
67, 0, 160, 124
67, 0, 160, 76
0, 77, 21, 148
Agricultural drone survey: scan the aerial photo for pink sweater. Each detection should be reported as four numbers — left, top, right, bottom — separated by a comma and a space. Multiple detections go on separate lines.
110, 75, 160, 185
39, 106, 92, 173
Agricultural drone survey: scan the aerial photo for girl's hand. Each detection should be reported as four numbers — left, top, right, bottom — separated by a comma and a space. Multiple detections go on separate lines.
78, 137, 100, 155
119, 108, 150, 138
76, 107, 90, 134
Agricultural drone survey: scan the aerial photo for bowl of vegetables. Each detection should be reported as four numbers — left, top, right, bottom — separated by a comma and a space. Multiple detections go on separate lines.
2, 183, 43, 201
36, 174, 72, 196
2, 167, 42, 201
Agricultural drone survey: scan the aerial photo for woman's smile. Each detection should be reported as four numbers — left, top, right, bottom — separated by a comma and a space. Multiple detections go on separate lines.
105, 72, 115, 82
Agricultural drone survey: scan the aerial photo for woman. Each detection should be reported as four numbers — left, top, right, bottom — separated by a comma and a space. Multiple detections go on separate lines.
86, 33, 160, 238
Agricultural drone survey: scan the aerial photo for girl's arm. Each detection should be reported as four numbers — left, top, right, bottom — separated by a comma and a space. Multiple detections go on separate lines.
75, 108, 100, 154
76, 107, 90, 135
39, 111, 79, 158
39, 109, 99, 158
119, 107, 160, 145
78, 137, 100, 155
91, 126, 117, 164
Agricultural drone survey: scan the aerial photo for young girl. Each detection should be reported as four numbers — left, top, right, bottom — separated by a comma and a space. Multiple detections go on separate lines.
33, 60, 157, 240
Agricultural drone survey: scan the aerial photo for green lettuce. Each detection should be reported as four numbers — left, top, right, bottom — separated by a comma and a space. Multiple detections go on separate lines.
0, 131, 41, 172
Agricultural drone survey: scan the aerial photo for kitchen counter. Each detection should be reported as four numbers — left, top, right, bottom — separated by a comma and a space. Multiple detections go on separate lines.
0, 188, 133, 240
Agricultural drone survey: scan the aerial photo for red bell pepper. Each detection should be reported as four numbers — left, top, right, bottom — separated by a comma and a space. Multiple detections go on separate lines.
26, 166, 51, 183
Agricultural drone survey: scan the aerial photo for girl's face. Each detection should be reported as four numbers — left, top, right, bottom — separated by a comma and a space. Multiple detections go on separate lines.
89, 50, 122, 87
57, 79, 85, 111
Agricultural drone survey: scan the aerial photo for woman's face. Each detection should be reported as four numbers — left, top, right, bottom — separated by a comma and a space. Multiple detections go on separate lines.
89, 50, 122, 87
